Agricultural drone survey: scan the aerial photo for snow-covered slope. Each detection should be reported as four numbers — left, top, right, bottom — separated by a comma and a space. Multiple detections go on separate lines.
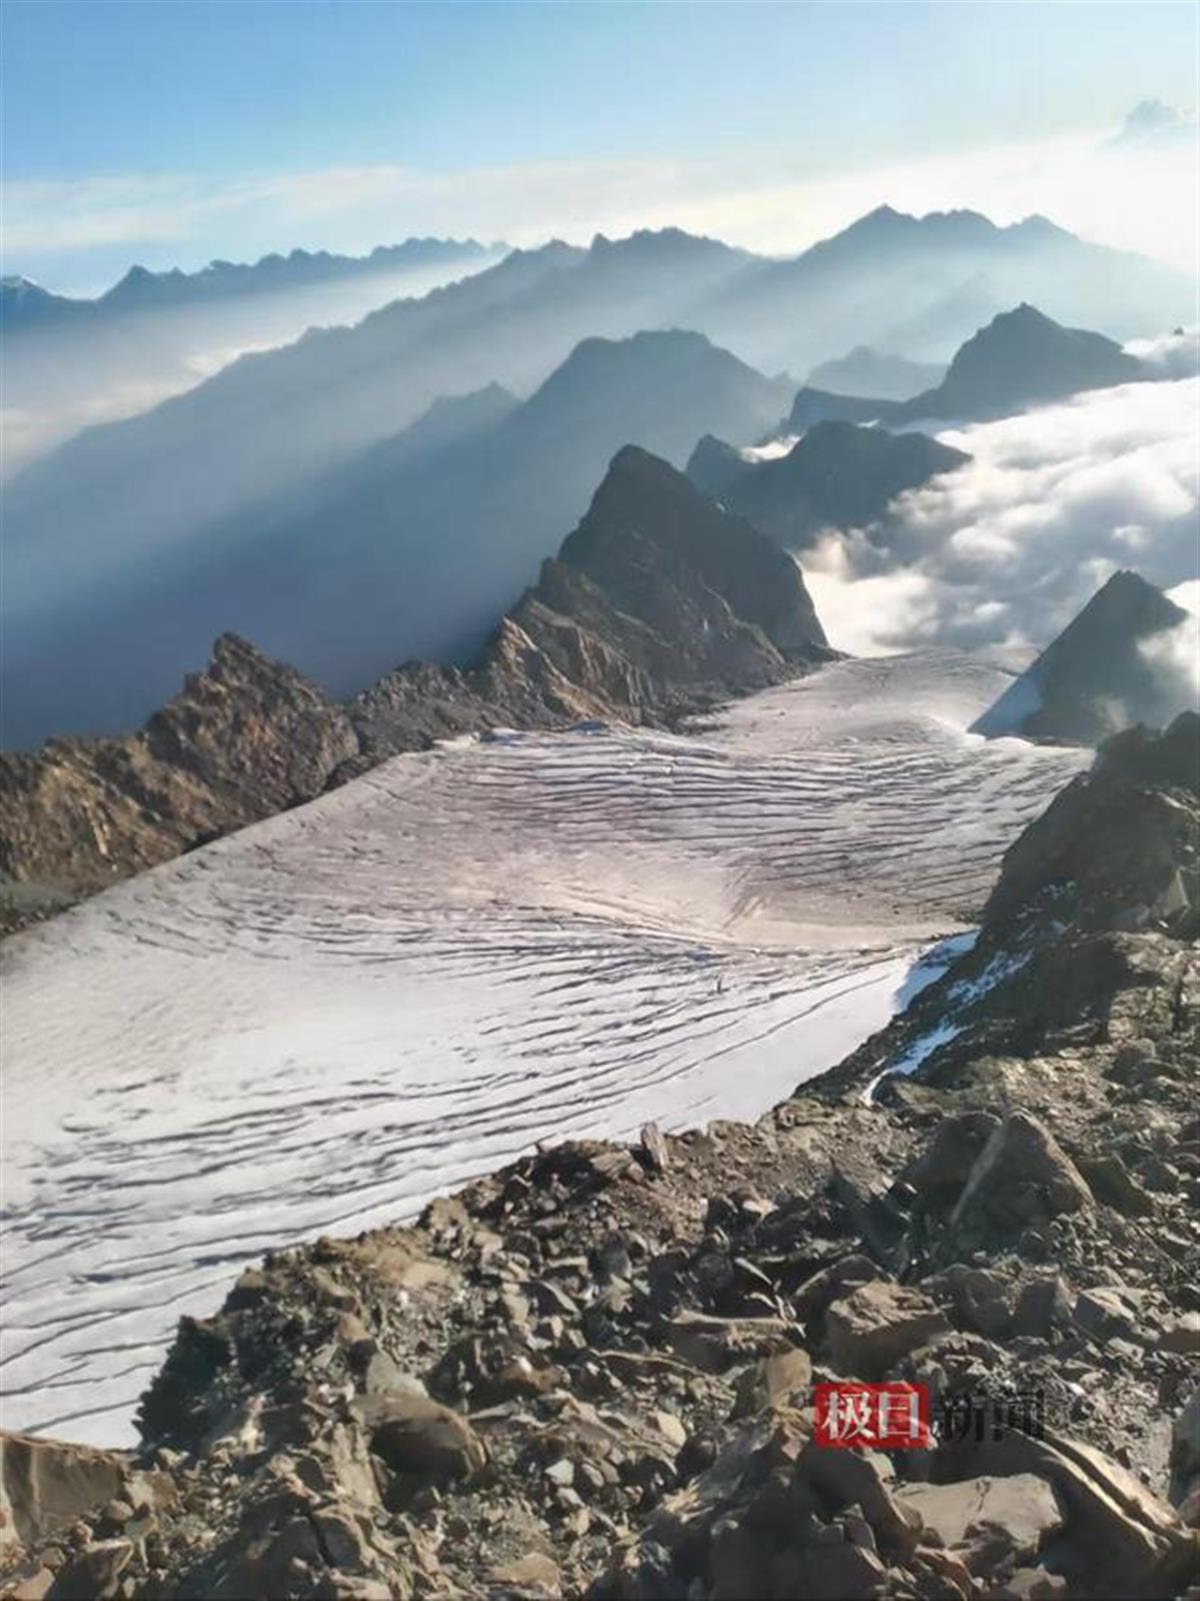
0, 651, 1084, 1444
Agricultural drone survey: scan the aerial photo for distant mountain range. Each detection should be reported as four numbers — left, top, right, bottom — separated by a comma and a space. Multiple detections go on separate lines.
972, 571, 1194, 746
697, 205, 1190, 373
2, 208, 1192, 748
3, 207, 1187, 570
0, 237, 512, 474
1, 329, 794, 745
0, 239, 501, 329
789, 303, 1152, 428
0, 446, 829, 908
686, 421, 970, 550
805, 346, 946, 401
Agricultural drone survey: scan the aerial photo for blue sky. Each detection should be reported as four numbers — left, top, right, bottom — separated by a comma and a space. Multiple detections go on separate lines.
2, 2, 1196, 290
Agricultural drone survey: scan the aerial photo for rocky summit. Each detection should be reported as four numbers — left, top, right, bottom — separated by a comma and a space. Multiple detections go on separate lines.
350, 445, 831, 767
685, 422, 970, 552
0, 633, 359, 923
0, 448, 830, 926
971, 572, 1194, 748
787, 304, 1151, 430
2, 719, 1196, 1599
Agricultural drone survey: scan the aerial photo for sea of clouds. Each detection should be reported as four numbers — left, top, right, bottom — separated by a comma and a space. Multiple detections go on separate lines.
803, 362, 1200, 698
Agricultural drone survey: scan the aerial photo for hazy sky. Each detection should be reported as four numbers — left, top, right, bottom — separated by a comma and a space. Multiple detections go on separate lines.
2, 1, 1197, 291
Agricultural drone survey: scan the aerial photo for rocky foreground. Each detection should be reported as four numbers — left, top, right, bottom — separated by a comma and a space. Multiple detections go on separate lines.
1, 715, 1197, 1601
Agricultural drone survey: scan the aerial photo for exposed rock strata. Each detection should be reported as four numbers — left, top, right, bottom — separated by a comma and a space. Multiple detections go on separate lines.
348, 444, 830, 766
2, 721, 1196, 1600
0, 634, 358, 912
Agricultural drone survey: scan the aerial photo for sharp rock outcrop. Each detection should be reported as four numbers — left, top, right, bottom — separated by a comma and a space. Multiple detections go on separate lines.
0, 634, 358, 916
971, 570, 1195, 746
2, 449, 831, 922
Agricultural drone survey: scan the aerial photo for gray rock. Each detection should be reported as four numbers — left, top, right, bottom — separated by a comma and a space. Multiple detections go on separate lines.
826, 1282, 951, 1379
950, 1113, 1093, 1239
894, 1473, 1064, 1575
354, 1393, 486, 1486
44, 1538, 132, 1600
730, 1346, 813, 1419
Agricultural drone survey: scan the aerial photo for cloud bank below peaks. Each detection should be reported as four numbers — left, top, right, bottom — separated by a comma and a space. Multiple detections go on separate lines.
802, 376, 1200, 663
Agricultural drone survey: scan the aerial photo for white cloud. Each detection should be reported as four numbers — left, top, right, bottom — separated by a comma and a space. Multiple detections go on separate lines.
802, 377, 1200, 659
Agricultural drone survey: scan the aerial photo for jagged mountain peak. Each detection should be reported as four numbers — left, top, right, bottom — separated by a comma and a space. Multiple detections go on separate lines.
587, 225, 742, 259
941, 301, 1143, 390
686, 419, 969, 551
561, 444, 828, 658
793, 303, 1151, 428
972, 570, 1192, 746
523, 328, 785, 421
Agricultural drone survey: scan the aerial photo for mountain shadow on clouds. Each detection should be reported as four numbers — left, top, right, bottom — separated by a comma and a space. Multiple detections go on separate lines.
971, 571, 1196, 747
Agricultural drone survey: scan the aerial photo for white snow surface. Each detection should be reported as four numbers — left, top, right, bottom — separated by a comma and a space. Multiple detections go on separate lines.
1, 650, 1085, 1445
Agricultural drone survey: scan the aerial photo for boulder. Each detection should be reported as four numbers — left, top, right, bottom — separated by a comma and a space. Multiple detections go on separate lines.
988, 1569, 1070, 1600
826, 1282, 951, 1379
949, 1113, 1093, 1239
1160, 1313, 1200, 1355
793, 1255, 880, 1322
1072, 1287, 1141, 1344
785, 1538, 889, 1599
942, 1265, 1015, 1340
941, 1425, 1194, 1592
731, 1346, 813, 1419
894, 1473, 1064, 1575
797, 1440, 921, 1557
0, 1434, 128, 1548
353, 1393, 486, 1486
667, 1311, 796, 1375
1012, 1276, 1073, 1339
906, 1112, 1002, 1202
1078, 1154, 1155, 1218
44, 1539, 132, 1600
489, 1552, 562, 1597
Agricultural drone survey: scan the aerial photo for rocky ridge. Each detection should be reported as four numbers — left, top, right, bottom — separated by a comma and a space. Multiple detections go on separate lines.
788, 304, 1150, 431
0, 447, 830, 925
685, 422, 969, 552
2, 716, 1196, 1600
0, 633, 360, 916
